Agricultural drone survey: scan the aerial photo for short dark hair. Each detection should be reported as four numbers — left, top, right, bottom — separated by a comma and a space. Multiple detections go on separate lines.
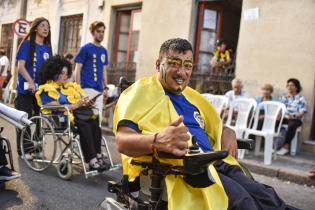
89, 21, 105, 34
64, 53, 74, 60
159, 38, 193, 59
287, 78, 302, 93
39, 55, 72, 85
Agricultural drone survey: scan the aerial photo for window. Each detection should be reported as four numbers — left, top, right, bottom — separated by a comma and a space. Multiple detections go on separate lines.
113, 9, 141, 65
195, 2, 223, 66
0, 23, 14, 59
58, 14, 83, 56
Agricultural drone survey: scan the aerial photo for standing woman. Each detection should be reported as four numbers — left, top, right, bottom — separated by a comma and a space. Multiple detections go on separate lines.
15, 17, 52, 156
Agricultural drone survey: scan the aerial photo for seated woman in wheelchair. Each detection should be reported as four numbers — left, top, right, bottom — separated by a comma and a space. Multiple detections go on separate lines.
35, 55, 109, 172
113, 38, 293, 210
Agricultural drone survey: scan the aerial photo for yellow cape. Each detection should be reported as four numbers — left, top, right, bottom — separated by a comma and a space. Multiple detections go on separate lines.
113, 75, 243, 210
35, 81, 86, 123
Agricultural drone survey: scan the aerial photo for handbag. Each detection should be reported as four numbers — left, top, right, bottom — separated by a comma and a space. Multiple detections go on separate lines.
73, 107, 98, 121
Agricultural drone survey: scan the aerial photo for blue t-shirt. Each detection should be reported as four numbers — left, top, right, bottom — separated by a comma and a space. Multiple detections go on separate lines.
165, 90, 212, 152
120, 90, 213, 152
16, 40, 52, 95
75, 43, 108, 92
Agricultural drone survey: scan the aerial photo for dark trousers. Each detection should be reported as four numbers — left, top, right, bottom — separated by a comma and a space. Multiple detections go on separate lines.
75, 118, 101, 162
215, 161, 287, 210
0, 140, 8, 166
282, 119, 302, 145
14, 94, 40, 155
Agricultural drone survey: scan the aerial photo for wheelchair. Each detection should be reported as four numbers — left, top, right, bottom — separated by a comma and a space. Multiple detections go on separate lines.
0, 127, 20, 188
100, 77, 255, 210
102, 137, 254, 210
19, 105, 121, 180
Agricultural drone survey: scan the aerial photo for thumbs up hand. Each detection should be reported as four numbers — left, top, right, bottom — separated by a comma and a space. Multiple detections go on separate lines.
154, 116, 189, 156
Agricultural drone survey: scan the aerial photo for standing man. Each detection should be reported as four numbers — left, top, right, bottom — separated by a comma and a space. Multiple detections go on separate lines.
0, 49, 10, 102
74, 21, 108, 118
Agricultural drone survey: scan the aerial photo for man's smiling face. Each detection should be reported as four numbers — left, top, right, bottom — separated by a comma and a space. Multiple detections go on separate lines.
157, 50, 193, 94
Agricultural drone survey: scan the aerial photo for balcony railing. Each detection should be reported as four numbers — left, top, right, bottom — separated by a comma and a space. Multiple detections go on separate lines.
106, 62, 235, 94
106, 62, 137, 85
189, 63, 235, 94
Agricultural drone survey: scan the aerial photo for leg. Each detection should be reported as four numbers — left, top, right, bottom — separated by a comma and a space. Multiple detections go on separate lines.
216, 161, 286, 210
89, 119, 101, 154
0, 141, 8, 166
75, 119, 97, 162
218, 172, 259, 210
284, 119, 302, 146
14, 94, 33, 155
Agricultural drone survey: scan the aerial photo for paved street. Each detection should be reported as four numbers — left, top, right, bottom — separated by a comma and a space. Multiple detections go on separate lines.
1, 118, 315, 210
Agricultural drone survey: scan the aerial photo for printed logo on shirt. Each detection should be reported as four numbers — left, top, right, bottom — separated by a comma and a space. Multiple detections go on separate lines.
101, 54, 106, 63
43, 53, 50, 60
194, 111, 205, 129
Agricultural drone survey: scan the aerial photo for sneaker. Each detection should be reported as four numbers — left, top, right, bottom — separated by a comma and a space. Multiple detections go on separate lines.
276, 147, 289, 155
21, 153, 33, 160
0, 166, 21, 181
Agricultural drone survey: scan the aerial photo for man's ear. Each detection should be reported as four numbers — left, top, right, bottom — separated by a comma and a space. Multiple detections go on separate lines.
156, 59, 161, 72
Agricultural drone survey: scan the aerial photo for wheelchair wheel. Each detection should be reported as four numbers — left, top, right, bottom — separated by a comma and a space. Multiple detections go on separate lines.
20, 116, 57, 172
57, 159, 72, 180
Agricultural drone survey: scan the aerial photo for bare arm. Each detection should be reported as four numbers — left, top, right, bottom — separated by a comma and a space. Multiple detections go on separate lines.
103, 65, 108, 87
18, 60, 35, 92
116, 116, 189, 157
74, 63, 83, 84
221, 126, 238, 158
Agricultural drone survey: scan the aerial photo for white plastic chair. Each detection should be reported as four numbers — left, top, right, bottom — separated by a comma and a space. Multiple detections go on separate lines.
202, 94, 228, 116
225, 98, 257, 159
244, 101, 286, 165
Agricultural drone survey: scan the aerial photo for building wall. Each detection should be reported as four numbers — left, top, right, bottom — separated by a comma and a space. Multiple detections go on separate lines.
136, 0, 195, 78
0, 1, 20, 25
236, 0, 315, 141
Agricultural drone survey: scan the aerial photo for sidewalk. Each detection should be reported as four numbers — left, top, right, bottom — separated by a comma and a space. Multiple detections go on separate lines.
101, 125, 315, 186
239, 151, 315, 186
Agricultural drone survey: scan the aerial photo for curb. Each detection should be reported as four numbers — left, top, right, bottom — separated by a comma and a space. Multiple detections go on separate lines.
239, 159, 315, 186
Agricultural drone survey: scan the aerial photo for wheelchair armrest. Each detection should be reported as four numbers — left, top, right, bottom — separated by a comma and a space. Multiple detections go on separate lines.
132, 151, 228, 176
41, 105, 71, 116
237, 138, 254, 150
183, 151, 228, 175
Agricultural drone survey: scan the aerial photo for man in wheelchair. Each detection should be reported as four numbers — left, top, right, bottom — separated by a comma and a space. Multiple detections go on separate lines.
34, 55, 110, 172
112, 38, 294, 209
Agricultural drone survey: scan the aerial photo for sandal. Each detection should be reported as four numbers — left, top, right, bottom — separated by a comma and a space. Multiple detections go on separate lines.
89, 161, 108, 172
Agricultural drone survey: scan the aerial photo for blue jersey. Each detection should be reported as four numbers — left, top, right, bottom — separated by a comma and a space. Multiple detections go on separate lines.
16, 40, 52, 95
120, 90, 213, 152
75, 43, 108, 92
165, 90, 212, 152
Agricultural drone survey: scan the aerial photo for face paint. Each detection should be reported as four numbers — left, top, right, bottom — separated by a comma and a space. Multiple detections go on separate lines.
161, 64, 167, 84
158, 50, 193, 95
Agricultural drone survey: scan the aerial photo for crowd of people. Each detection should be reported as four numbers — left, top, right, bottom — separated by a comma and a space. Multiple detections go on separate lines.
223, 77, 307, 156
0, 17, 110, 182
0, 15, 313, 209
